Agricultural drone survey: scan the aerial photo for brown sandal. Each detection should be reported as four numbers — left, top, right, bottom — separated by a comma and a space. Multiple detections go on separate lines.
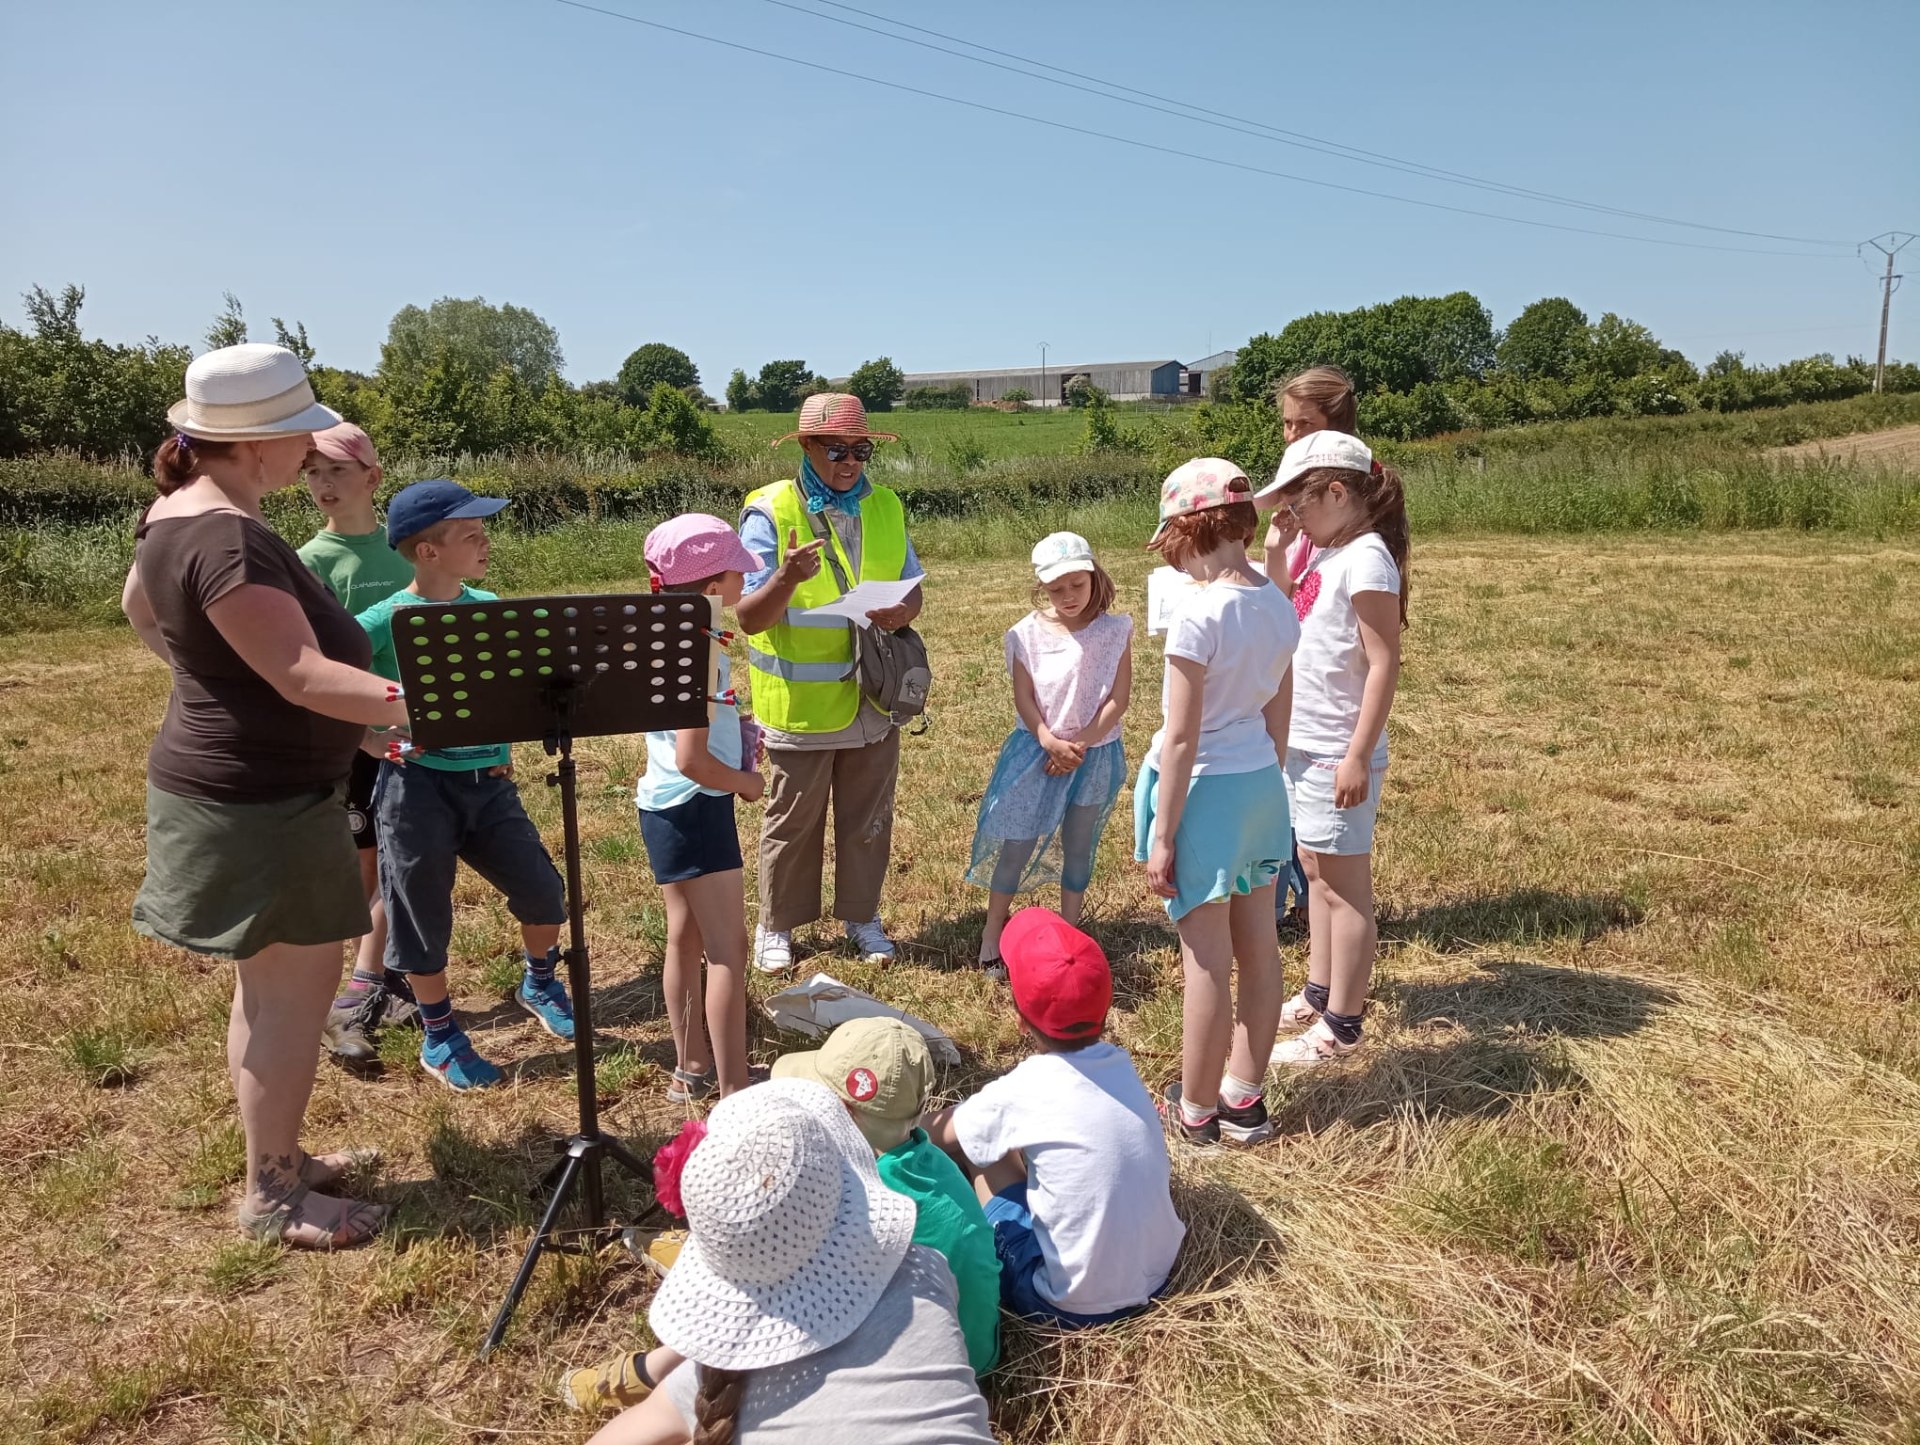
237, 1181, 387, 1249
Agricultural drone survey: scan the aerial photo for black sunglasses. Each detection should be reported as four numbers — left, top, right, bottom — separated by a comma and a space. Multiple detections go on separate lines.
820, 440, 875, 463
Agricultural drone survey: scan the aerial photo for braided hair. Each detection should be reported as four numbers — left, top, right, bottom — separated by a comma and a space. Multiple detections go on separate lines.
691, 1365, 749, 1445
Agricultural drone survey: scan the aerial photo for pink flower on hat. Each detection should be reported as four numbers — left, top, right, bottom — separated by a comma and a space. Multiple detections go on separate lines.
652, 1118, 708, 1219
1150, 456, 1252, 541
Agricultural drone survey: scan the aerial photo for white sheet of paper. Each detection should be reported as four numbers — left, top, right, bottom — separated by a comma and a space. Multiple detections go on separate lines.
801, 576, 923, 629
1146, 560, 1268, 635
761, 972, 962, 1066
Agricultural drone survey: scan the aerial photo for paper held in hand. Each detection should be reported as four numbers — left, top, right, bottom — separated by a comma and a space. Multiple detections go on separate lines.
1146, 558, 1269, 635
798, 576, 923, 629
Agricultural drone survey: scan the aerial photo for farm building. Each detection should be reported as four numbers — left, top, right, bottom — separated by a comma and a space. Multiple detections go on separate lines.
900, 359, 1184, 406
1181, 349, 1239, 396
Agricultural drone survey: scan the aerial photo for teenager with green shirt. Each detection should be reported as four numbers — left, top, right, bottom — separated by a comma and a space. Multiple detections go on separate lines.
299, 423, 421, 1066
562, 1017, 1003, 1415
355, 480, 574, 1091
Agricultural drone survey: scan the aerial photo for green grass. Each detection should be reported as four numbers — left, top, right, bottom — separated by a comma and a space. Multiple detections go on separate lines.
712, 404, 1094, 459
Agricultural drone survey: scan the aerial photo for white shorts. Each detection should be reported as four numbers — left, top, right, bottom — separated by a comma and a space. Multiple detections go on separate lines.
1284, 748, 1387, 856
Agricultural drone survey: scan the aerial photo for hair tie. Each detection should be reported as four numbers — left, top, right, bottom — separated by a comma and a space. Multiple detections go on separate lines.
1370, 459, 1383, 477
174, 432, 196, 451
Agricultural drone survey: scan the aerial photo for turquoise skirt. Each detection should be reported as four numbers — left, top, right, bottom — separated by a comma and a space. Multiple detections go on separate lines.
1132, 761, 1291, 921
967, 731, 1126, 895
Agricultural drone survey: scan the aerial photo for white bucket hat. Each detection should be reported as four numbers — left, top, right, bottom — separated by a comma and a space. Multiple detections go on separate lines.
167, 343, 341, 441
1257, 430, 1374, 500
647, 1078, 916, 1371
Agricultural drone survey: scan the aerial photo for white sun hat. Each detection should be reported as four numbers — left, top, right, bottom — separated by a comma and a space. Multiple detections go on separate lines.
1031, 531, 1097, 583
1256, 430, 1374, 500
167, 343, 342, 441
647, 1077, 916, 1371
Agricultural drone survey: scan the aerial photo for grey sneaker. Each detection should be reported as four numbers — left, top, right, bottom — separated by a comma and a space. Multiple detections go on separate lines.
322, 984, 392, 1068
845, 917, 895, 964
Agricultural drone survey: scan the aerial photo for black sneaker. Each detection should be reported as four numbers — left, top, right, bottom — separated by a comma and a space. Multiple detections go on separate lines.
1216, 1093, 1274, 1147
1158, 1082, 1220, 1147
322, 983, 392, 1068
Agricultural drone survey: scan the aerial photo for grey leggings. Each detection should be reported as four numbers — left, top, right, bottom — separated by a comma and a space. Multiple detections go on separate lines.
987, 802, 1105, 895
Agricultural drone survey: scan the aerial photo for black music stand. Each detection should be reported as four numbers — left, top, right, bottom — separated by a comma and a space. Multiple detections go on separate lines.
391, 590, 719, 1359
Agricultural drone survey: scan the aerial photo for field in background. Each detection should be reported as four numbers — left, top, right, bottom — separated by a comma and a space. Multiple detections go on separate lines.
3, 534, 1918, 1444
712, 404, 1094, 459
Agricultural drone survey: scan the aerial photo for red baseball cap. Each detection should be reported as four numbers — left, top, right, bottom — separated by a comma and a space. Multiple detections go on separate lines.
1002, 907, 1111, 1040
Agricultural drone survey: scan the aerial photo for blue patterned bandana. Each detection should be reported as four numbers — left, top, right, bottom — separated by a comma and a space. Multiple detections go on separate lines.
799, 455, 871, 517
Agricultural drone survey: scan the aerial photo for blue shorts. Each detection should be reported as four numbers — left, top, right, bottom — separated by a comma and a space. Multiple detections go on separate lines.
638, 792, 743, 885
983, 1182, 1154, 1329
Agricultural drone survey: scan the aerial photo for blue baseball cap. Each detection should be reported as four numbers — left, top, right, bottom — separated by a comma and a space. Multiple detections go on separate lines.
386, 479, 509, 547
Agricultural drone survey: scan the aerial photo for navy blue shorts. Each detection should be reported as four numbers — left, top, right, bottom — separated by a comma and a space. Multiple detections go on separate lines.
982, 1181, 1156, 1329
638, 791, 743, 885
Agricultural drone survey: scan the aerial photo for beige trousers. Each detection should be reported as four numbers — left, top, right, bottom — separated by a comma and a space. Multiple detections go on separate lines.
758, 730, 901, 931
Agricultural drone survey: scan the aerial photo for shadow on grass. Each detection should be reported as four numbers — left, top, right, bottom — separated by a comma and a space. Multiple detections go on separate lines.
1381, 888, 1642, 953
1275, 960, 1676, 1134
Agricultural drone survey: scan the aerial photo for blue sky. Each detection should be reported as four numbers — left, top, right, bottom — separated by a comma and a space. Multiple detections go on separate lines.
3, 0, 1914, 386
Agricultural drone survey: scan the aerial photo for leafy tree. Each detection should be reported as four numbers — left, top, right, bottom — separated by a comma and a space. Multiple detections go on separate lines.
1064, 376, 1107, 408
901, 383, 970, 410
845, 356, 905, 412
754, 359, 815, 413
1000, 387, 1032, 407
271, 317, 315, 367
206, 291, 248, 350
616, 343, 699, 406
0, 283, 190, 458
725, 368, 759, 412
1232, 291, 1495, 401
379, 297, 564, 393
1498, 298, 1591, 381
1586, 313, 1666, 381
635, 381, 727, 462
1076, 392, 1144, 454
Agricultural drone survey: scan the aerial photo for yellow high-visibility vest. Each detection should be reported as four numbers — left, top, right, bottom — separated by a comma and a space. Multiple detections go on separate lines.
742, 479, 908, 734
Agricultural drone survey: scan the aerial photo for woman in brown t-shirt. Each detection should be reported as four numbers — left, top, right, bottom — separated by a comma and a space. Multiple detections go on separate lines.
122, 344, 408, 1249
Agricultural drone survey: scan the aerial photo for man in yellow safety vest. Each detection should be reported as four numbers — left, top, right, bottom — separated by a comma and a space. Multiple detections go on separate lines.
733, 393, 925, 974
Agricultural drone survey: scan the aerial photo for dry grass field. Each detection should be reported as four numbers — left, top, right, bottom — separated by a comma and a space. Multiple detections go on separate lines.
2, 535, 1917, 1444
1773, 422, 1920, 469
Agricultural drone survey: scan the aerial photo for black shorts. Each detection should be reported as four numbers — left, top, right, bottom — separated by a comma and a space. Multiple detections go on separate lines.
638, 792, 743, 885
346, 750, 380, 850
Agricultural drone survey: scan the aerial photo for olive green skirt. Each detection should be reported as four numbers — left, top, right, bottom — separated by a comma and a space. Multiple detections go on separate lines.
132, 783, 370, 960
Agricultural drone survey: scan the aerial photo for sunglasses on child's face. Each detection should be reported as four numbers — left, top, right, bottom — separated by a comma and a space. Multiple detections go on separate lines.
819, 440, 875, 463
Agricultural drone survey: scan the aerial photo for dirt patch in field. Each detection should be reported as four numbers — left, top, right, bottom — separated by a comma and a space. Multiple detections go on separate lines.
1772, 422, 1920, 469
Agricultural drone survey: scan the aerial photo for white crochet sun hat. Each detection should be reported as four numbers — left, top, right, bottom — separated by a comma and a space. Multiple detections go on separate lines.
167, 343, 341, 441
647, 1078, 917, 1371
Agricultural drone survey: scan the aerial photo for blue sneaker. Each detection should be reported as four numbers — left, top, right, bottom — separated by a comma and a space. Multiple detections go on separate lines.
518, 975, 576, 1041
421, 1030, 504, 1091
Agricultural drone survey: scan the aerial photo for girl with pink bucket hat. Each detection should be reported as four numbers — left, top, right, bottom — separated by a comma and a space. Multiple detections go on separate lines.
584, 1079, 994, 1445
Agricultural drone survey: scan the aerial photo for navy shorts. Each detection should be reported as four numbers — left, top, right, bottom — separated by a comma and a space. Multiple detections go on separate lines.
982, 1181, 1157, 1329
374, 761, 567, 976
346, 750, 380, 850
638, 792, 743, 885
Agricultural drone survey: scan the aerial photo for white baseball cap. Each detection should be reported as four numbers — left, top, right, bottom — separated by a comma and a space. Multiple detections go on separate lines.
1257, 430, 1374, 500
1031, 531, 1097, 583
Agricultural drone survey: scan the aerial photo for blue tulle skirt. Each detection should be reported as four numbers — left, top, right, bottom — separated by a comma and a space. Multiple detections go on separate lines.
966, 730, 1127, 895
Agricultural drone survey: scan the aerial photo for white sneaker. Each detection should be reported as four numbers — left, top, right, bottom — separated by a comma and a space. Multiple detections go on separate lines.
845, 917, 895, 964
1277, 990, 1321, 1032
1269, 1019, 1361, 1068
752, 925, 795, 975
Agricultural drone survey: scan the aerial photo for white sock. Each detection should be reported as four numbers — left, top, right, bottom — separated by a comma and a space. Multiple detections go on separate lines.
1219, 1072, 1262, 1109
1179, 1095, 1217, 1127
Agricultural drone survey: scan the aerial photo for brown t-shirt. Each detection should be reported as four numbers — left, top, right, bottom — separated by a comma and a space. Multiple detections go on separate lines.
136, 510, 373, 803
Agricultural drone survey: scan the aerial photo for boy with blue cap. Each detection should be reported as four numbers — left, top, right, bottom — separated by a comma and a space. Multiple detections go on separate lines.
355, 480, 572, 1090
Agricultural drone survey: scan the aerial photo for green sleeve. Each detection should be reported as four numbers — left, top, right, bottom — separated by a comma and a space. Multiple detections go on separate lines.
355, 596, 400, 683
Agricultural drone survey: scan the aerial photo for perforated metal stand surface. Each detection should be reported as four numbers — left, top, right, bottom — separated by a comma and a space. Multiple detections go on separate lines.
393, 591, 720, 1359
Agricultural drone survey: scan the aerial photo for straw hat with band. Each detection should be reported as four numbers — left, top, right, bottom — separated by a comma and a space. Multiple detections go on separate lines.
772, 1017, 937, 1153
647, 1078, 916, 1371
772, 392, 900, 446
168, 343, 341, 442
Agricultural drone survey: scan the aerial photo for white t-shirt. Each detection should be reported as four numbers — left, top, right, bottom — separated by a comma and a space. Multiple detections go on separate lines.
951, 1042, 1184, 1315
634, 656, 743, 812
1289, 533, 1401, 764
1145, 577, 1299, 776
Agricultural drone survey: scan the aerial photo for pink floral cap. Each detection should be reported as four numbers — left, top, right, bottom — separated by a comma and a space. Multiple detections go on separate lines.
1149, 457, 1253, 542
772, 393, 901, 446
644, 512, 765, 587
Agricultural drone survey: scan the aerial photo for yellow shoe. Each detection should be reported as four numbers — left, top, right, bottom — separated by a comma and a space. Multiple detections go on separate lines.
621, 1226, 686, 1278
560, 1351, 654, 1413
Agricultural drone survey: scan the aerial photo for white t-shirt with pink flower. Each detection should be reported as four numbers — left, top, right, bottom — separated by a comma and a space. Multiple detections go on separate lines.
1289, 533, 1401, 764
1005, 610, 1132, 747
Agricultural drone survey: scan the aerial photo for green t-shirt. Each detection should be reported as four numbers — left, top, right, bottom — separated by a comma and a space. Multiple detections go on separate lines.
356, 585, 511, 773
877, 1128, 1002, 1375
297, 527, 416, 617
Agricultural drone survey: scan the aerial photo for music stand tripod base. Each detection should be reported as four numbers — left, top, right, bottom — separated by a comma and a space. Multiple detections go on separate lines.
392, 591, 718, 1359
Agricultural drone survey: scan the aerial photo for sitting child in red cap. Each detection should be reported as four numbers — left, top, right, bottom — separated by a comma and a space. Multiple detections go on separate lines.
924, 908, 1184, 1327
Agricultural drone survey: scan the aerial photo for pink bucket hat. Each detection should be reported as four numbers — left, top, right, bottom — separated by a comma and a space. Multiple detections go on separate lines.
645, 513, 766, 588
309, 421, 379, 470
1149, 457, 1253, 542
772, 393, 901, 446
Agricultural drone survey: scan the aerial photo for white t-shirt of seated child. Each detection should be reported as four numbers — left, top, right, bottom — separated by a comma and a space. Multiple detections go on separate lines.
1145, 577, 1299, 777
1289, 532, 1401, 766
951, 1041, 1184, 1316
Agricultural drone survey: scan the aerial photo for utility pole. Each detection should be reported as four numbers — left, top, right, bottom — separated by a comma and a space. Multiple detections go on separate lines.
1861, 233, 1915, 392
1038, 341, 1049, 408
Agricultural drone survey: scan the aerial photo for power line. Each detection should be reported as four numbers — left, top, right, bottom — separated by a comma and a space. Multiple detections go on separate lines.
791, 0, 1853, 250
547, 0, 1848, 259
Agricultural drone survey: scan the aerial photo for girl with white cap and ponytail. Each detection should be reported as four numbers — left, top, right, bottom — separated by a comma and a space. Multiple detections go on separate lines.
122, 344, 408, 1248
586, 1078, 994, 1445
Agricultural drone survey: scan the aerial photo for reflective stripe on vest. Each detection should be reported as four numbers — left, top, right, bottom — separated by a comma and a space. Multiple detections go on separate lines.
742, 479, 907, 734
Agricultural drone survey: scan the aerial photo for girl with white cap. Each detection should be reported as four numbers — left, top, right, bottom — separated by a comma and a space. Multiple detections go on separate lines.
121, 344, 409, 1248
587, 1078, 994, 1445
965, 531, 1133, 971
